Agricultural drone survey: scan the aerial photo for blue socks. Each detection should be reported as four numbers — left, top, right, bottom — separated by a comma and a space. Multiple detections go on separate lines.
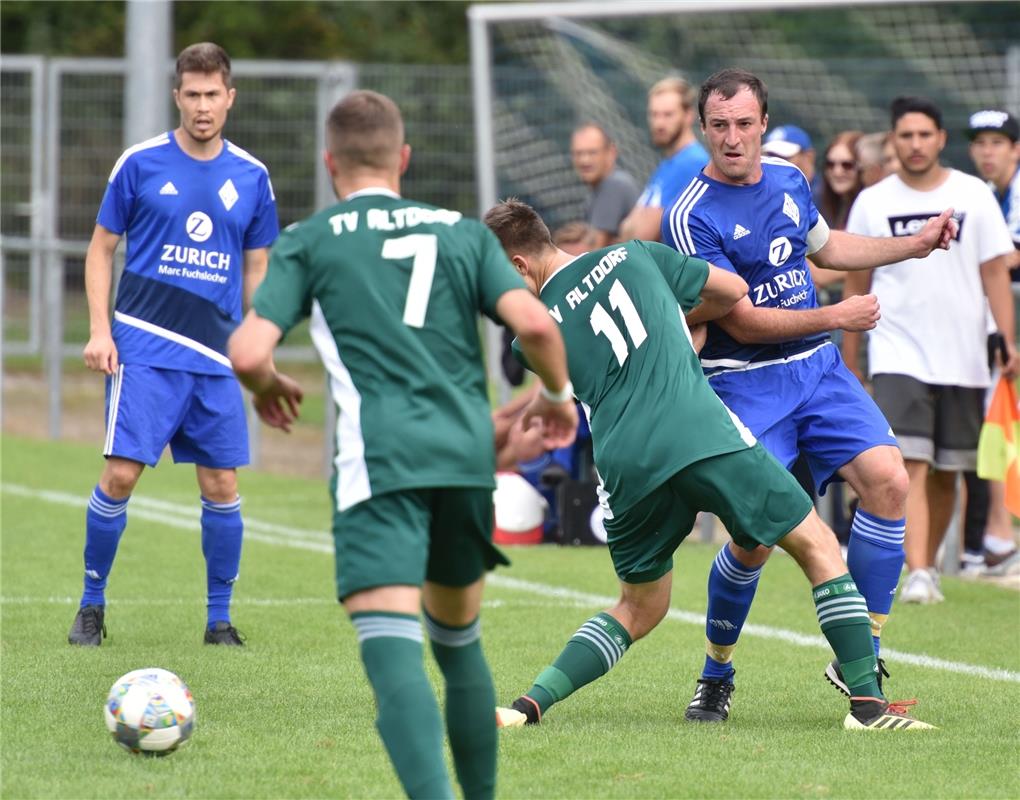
201, 496, 243, 629
846, 509, 905, 656
80, 486, 129, 607
702, 545, 762, 680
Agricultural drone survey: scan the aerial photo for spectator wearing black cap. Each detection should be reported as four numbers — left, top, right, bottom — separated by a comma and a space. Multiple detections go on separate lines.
960, 108, 1020, 577
967, 109, 1020, 281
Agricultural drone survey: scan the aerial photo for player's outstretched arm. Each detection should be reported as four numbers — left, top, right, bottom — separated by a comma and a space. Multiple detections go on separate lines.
229, 310, 304, 433
82, 224, 122, 375
495, 289, 578, 450
812, 208, 957, 271
685, 265, 747, 327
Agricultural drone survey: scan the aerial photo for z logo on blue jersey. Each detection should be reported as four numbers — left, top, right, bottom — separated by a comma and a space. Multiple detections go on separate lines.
186, 211, 213, 242
768, 236, 792, 267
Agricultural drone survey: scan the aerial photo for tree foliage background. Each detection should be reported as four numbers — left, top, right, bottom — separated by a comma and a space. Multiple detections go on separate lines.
1, 1, 473, 63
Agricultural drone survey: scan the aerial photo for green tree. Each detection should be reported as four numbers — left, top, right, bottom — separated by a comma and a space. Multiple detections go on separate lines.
0, 1, 473, 63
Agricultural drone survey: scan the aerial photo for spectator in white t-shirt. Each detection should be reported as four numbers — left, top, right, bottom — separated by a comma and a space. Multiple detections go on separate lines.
843, 96, 1018, 604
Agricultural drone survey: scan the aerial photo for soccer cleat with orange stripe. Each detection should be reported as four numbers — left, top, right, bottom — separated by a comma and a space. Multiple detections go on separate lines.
844, 697, 937, 730
496, 695, 541, 728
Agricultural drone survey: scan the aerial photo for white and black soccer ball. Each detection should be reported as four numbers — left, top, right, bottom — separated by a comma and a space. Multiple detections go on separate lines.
104, 667, 195, 756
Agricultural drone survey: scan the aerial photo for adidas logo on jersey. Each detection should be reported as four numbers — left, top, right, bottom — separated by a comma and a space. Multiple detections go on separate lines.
159, 181, 178, 196
733, 224, 750, 240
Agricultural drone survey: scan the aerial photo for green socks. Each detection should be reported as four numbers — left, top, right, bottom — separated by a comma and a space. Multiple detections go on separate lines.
527, 612, 633, 713
352, 612, 453, 800
813, 575, 883, 698
425, 612, 497, 800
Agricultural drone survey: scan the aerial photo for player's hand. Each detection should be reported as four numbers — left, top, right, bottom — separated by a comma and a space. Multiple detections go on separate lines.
507, 416, 548, 463
689, 323, 708, 354
999, 339, 1019, 381
83, 332, 119, 374
521, 395, 578, 450
253, 372, 304, 433
915, 208, 957, 255
832, 293, 880, 332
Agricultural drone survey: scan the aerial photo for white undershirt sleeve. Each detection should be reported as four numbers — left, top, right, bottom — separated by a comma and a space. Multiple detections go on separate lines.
806, 215, 831, 255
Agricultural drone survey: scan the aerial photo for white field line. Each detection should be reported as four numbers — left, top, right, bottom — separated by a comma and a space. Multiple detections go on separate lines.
5, 482, 1019, 685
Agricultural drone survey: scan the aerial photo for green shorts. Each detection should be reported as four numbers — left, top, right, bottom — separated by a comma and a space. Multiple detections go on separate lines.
605, 444, 813, 584
332, 486, 510, 600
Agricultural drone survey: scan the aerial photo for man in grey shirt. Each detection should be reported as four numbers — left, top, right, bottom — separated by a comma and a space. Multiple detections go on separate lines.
571, 123, 640, 248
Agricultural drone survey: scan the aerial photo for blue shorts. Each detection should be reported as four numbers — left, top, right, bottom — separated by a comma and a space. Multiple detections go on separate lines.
104, 364, 249, 468
707, 343, 897, 495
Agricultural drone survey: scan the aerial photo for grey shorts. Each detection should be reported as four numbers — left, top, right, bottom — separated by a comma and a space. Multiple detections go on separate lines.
871, 374, 984, 470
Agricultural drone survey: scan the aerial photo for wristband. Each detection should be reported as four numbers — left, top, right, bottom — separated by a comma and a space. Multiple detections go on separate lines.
540, 381, 574, 404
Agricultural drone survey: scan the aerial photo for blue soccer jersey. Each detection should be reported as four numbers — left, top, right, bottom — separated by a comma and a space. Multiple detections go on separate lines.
662, 157, 831, 374
98, 132, 279, 376
636, 141, 710, 210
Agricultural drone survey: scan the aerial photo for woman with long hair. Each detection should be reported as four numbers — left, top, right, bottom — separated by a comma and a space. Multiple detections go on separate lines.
817, 130, 864, 229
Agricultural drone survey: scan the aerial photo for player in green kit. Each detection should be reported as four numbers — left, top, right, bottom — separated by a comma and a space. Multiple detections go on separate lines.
484, 199, 934, 732
228, 92, 578, 799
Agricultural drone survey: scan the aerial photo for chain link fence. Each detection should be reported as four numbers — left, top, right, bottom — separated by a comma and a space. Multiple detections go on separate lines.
1, 57, 475, 356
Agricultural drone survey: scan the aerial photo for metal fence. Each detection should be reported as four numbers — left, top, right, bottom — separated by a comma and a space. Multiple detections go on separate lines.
0, 56, 476, 447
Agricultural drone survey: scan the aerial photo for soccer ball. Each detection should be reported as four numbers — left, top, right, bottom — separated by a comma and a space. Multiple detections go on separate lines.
104, 667, 195, 756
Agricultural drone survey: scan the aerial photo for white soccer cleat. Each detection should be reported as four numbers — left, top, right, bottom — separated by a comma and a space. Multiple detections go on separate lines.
844, 699, 936, 731
495, 707, 528, 728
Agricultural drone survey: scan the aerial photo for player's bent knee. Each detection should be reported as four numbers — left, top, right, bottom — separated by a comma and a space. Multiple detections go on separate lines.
100, 457, 145, 498
614, 590, 670, 640
779, 511, 846, 583
196, 467, 239, 503
728, 541, 772, 569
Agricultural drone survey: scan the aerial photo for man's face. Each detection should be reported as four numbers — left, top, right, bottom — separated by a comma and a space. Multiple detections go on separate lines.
701, 86, 766, 184
893, 112, 945, 177
647, 90, 689, 150
969, 131, 1020, 186
174, 71, 235, 144
571, 127, 615, 186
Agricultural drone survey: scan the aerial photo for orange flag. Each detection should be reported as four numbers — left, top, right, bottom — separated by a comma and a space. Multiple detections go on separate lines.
976, 376, 1020, 517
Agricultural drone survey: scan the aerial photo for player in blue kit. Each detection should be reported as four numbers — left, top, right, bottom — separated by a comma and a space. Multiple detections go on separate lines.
661, 68, 956, 721
68, 43, 279, 647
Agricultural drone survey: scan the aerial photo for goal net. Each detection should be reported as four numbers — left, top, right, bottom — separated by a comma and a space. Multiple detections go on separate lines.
471, 0, 1020, 230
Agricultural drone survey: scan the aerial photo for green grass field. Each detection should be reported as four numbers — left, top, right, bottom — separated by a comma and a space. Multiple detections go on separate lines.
2, 434, 1019, 799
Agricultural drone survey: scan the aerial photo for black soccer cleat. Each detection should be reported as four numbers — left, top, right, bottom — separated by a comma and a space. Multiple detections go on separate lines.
68, 604, 107, 646
684, 674, 735, 723
496, 695, 541, 727
825, 657, 890, 697
204, 621, 246, 646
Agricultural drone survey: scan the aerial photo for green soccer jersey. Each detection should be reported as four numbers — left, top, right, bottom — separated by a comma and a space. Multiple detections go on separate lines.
253, 188, 527, 511
538, 240, 755, 518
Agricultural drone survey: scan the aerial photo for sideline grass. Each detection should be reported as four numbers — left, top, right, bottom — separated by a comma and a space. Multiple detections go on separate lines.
2, 434, 1018, 799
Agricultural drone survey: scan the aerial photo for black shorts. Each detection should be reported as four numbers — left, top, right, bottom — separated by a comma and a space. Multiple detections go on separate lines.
872, 374, 984, 470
